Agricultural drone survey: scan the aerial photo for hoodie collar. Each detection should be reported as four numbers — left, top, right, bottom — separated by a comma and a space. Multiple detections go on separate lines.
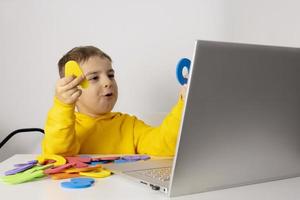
75, 111, 120, 121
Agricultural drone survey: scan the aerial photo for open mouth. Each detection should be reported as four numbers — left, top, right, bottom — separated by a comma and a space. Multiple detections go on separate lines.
104, 93, 113, 97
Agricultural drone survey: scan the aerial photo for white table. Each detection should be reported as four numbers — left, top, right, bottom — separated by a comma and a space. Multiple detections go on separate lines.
1, 154, 300, 200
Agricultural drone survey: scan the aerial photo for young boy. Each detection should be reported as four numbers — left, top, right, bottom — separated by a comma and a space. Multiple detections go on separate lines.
42, 46, 186, 156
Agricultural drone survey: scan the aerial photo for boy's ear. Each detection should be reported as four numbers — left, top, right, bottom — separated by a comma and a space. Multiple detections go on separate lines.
65, 60, 89, 89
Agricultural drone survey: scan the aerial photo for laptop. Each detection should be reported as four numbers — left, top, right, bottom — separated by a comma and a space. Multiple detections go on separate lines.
106, 40, 300, 197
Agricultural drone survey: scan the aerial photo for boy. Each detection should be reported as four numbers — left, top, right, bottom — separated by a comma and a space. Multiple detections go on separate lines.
42, 46, 186, 156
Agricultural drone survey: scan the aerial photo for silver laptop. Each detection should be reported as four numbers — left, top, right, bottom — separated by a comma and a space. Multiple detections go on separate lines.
106, 40, 300, 197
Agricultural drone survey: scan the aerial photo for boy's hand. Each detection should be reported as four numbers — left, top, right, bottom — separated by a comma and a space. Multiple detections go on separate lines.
180, 84, 187, 101
55, 75, 85, 105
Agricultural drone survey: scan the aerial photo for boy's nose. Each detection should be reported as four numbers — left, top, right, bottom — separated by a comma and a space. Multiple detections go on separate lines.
102, 77, 112, 88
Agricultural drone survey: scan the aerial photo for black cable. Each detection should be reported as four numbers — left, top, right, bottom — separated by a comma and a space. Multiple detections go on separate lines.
0, 128, 44, 149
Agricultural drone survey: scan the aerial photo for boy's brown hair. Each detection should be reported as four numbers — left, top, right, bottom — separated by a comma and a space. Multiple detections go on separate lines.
58, 46, 112, 78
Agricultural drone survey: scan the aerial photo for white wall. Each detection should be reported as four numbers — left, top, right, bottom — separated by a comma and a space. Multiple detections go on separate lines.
1, 0, 300, 161
223, 0, 300, 47
0, 0, 226, 160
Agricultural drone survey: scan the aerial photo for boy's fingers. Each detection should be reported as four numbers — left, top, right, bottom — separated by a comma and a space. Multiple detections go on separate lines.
71, 89, 82, 100
180, 84, 188, 100
63, 75, 85, 90
58, 76, 76, 86
63, 88, 79, 97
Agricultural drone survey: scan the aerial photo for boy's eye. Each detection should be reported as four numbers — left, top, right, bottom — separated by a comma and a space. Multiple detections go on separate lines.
108, 74, 115, 79
89, 76, 99, 81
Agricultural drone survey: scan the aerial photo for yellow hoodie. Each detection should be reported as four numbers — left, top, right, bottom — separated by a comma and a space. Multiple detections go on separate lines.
42, 97, 184, 156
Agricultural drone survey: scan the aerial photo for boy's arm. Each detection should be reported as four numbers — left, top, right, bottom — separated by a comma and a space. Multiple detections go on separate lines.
42, 97, 80, 155
133, 97, 184, 156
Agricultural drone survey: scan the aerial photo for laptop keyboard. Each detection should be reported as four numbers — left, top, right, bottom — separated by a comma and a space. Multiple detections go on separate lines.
138, 167, 171, 182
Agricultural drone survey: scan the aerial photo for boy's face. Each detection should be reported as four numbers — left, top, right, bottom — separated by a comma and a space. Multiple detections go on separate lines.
76, 56, 118, 117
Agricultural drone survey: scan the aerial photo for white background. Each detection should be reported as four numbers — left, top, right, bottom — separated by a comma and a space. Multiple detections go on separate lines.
0, 0, 300, 161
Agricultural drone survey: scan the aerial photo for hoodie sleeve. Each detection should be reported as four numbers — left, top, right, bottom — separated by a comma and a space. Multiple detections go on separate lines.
133, 98, 184, 156
42, 97, 80, 156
